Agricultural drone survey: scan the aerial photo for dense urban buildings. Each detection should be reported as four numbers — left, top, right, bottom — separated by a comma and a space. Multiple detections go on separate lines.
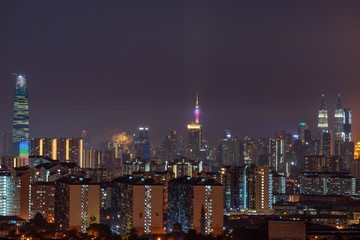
1, 76, 360, 239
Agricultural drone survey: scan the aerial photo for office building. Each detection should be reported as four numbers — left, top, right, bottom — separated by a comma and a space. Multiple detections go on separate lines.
344, 108, 352, 142
316, 94, 329, 155
163, 131, 178, 162
12, 75, 29, 158
322, 130, 331, 155
334, 95, 345, 143
298, 122, 308, 142
135, 127, 150, 160
219, 130, 243, 166
0, 133, 12, 157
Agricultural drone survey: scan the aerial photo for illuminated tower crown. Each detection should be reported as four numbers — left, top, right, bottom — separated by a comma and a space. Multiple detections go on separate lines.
194, 93, 200, 124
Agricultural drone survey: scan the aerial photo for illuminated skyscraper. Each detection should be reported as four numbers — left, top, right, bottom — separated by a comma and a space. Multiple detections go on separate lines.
316, 94, 329, 155
12, 75, 29, 157
344, 108, 352, 142
334, 95, 345, 142
135, 127, 150, 159
187, 93, 202, 160
298, 122, 308, 142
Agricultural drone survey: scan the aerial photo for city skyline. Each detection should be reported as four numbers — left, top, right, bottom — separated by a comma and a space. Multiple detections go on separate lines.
1, 1, 360, 146
0, 75, 356, 147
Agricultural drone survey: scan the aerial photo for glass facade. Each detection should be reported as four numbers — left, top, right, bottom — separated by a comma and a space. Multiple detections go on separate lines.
12, 75, 29, 157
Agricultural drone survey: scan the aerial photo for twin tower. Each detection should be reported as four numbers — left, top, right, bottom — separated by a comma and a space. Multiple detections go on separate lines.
316, 94, 351, 155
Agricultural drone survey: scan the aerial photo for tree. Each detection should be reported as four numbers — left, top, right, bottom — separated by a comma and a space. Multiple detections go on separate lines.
87, 223, 112, 238
31, 213, 47, 228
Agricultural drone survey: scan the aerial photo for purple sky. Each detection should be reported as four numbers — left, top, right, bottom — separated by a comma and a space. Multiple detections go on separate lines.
1, 1, 360, 147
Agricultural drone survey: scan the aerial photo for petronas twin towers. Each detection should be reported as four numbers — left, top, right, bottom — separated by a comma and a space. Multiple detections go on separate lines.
316, 94, 350, 155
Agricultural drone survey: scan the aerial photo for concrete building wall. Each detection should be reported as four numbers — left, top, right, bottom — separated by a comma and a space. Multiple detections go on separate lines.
193, 185, 223, 235
133, 185, 164, 235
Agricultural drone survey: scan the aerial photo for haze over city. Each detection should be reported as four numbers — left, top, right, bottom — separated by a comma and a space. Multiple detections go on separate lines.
1, 1, 360, 146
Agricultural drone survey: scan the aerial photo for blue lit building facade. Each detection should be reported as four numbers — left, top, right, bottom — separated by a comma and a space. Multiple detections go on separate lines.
135, 127, 150, 160
12, 75, 29, 157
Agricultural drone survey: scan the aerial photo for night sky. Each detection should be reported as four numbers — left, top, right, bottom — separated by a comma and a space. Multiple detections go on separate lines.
1, 1, 360, 147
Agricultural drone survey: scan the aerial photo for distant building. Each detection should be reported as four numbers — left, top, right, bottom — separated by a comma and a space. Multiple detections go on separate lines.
166, 157, 202, 178
163, 131, 178, 162
300, 172, 355, 195
30, 137, 84, 166
269, 138, 287, 174
303, 155, 342, 173
83, 149, 101, 169
334, 95, 345, 143
187, 94, 202, 160
219, 130, 243, 166
135, 127, 150, 160
344, 108, 352, 142
316, 94, 329, 155
0, 132, 12, 156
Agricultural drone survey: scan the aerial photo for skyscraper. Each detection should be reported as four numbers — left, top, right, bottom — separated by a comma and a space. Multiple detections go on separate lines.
316, 94, 329, 155
12, 75, 29, 157
334, 95, 345, 142
187, 93, 202, 160
344, 108, 352, 142
135, 127, 150, 159
298, 122, 308, 142
163, 131, 178, 162
219, 130, 243, 166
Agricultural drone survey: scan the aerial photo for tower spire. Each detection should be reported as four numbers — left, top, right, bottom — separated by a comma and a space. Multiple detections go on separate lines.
336, 94, 342, 109
194, 93, 200, 124
320, 94, 326, 110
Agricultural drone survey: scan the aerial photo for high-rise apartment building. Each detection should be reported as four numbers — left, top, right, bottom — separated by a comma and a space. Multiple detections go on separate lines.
55, 177, 100, 233
246, 165, 273, 212
110, 177, 164, 236
167, 177, 223, 235
30, 137, 84, 166
30, 182, 56, 222
12, 75, 29, 158
269, 138, 286, 173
